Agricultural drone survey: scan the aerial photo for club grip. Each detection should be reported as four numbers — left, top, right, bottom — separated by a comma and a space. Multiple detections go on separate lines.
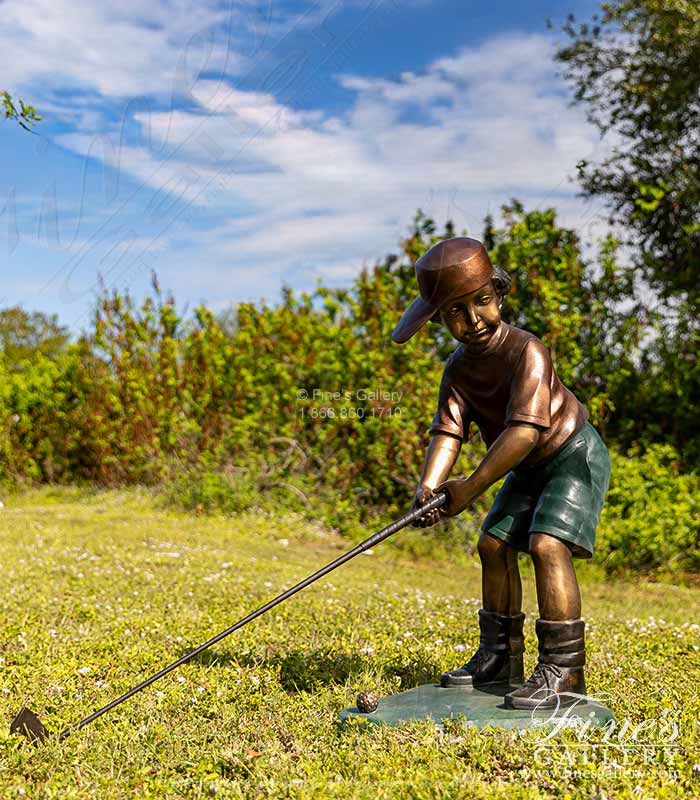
417, 490, 447, 515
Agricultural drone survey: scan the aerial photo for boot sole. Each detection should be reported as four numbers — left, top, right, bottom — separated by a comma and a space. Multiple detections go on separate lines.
504, 694, 588, 710
440, 671, 515, 689
440, 677, 512, 689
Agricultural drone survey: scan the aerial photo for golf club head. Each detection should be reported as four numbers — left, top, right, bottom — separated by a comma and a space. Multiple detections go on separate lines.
10, 707, 48, 744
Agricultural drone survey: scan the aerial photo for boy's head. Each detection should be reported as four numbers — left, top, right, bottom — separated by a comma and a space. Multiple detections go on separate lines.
391, 237, 511, 345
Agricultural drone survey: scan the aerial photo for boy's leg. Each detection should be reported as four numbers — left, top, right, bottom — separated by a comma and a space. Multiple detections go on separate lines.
505, 532, 586, 708
529, 533, 581, 619
480, 532, 522, 615
440, 533, 525, 688
505, 423, 611, 708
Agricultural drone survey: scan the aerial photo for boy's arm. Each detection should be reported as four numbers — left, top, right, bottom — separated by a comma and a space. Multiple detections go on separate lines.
411, 433, 462, 527
419, 434, 462, 489
438, 423, 540, 516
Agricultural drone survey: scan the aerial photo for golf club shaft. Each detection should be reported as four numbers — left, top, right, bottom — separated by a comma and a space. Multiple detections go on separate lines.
58, 491, 447, 740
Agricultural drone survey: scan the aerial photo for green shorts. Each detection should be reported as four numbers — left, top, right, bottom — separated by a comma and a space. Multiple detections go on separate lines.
481, 422, 611, 559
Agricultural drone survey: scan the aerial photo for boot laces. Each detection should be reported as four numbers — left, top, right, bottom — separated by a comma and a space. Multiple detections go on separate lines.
524, 661, 562, 688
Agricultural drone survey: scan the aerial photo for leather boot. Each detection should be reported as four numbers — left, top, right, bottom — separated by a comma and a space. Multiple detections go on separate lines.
440, 609, 525, 688
505, 618, 587, 709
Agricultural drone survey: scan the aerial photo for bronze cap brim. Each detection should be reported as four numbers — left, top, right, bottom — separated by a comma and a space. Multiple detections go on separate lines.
391, 295, 440, 344
391, 236, 495, 344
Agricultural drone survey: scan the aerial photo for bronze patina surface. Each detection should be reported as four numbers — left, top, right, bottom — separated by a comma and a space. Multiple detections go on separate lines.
396, 236, 612, 712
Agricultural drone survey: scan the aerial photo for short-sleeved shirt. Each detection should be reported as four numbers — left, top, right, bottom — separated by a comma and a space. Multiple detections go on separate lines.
429, 322, 589, 467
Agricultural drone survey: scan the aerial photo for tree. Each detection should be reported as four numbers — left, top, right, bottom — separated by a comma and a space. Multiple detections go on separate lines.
0, 307, 69, 370
2, 91, 41, 131
555, 1, 700, 306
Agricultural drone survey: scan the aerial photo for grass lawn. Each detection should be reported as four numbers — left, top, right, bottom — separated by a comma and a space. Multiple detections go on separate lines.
0, 488, 698, 798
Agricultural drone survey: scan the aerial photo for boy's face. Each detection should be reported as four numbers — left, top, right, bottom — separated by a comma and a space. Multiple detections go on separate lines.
440, 280, 502, 352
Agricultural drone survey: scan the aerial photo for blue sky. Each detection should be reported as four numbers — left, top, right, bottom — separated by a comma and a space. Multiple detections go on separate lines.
1, 0, 607, 334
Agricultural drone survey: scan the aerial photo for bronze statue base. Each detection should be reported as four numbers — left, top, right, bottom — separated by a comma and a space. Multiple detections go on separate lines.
339, 683, 615, 732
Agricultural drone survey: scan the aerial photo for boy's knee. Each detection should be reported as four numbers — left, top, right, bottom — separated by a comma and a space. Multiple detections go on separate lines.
478, 532, 509, 562
529, 532, 571, 562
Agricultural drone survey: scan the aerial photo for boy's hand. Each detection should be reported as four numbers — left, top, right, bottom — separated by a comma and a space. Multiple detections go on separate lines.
436, 478, 477, 516
410, 485, 445, 528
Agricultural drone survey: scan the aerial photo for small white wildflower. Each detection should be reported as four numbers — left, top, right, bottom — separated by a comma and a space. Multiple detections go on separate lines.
155, 691, 164, 698
454, 644, 466, 652
78, 666, 91, 675
49, 630, 57, 638
176, 676, 186, 684
359, 647, 374, 655
278, 539, 289, 547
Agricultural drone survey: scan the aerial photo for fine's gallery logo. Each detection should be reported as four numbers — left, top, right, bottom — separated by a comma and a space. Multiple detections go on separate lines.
522, 691, 689, 781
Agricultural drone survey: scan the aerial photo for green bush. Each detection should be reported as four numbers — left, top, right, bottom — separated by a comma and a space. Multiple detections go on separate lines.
0, 207, 697, 573
598, 444, 700, 573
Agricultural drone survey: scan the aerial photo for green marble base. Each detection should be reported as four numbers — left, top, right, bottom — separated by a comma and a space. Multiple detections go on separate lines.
339, 683, 615, 732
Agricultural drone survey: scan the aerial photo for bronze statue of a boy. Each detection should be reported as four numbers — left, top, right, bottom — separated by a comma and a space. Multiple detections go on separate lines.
392, 237, 611, 709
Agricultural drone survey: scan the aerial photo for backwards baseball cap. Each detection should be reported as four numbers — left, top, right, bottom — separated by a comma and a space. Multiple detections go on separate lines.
391, 237, 495, 344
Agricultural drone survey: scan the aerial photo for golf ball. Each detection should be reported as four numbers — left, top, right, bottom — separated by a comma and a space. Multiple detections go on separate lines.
356, 690, 379, 713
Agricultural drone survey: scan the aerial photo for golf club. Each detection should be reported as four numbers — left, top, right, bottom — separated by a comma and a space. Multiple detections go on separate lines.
10, 492, 447, 744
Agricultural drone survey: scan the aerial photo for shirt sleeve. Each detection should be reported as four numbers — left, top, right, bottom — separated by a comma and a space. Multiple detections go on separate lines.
428, 362, 470, 439
506, 338, 553, 428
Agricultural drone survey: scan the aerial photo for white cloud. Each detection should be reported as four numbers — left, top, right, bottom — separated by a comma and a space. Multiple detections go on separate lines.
1, 0, 250, 106
1, 0, 425, 112
6, 12, 614, 313
91, 31, 611, 305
